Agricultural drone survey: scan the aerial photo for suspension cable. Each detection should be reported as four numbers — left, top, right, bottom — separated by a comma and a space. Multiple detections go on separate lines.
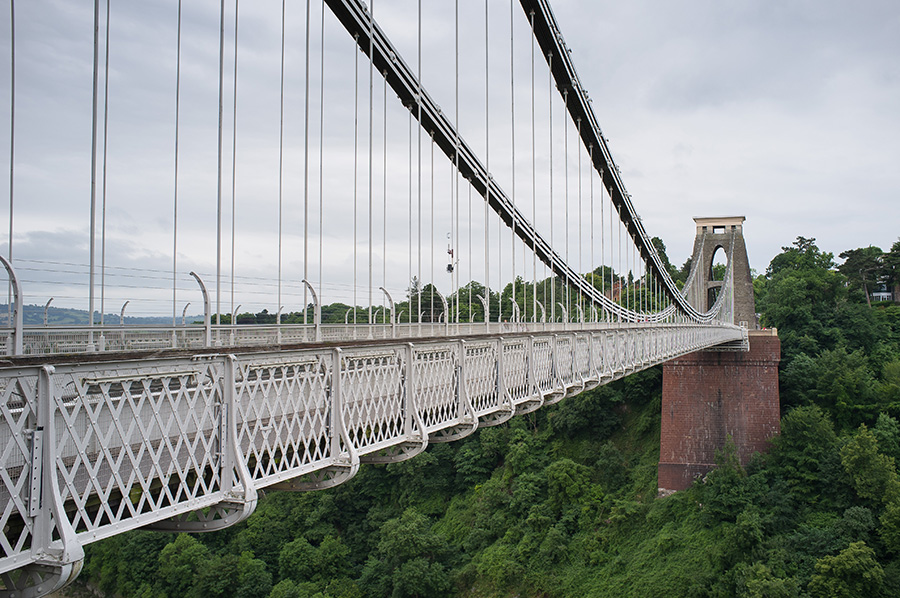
318, 1, 325, 307
383, 71, 387, 319
408, 108, 413, 324
468, 182, 472, 322
353, 33, 359, 326
564, 90, 569, 321
367, 0, 373, 327
230, 0, 239, 320
577, 118, 582, 322
510, 0, 516, 324
172, 0, 182, 326
600, 166, 604, 314
6, 0, 14, 326
277, 0, 285, 325
89, 0, 100, 326
454, 0, 459, 324
428, 133, 436, 324
215, 0, 225, 326
612, 191, 617, 320
530, 9, 536, 323
417, 0, 422, 328
100, 0, 110, 326
548, 52, 554, 324
484, 0, 489, 323
589, 143, 594, 315
303, 0, 311, 323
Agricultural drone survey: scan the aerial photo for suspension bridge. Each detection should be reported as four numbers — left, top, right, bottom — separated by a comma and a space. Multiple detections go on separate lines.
0, 1, 762, 595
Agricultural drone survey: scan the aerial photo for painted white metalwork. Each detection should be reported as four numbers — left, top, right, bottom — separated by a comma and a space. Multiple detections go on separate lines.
0, 318, 742, 594
0, 256, 23, 356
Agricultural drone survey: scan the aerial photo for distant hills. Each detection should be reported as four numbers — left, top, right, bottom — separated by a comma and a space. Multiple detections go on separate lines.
0, 304, 203, 326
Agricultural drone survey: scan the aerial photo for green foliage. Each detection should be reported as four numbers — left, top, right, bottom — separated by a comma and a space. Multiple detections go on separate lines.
881, 500, 900, 554
769, 406, 848, 507
279, 537, 316, 583
874, 413, 900, 462
75, 235, 900, 598
884, 240, 900, 290
807, 541, 885, 598
840, 424, 900, 505
838, 246, 884, 306
734, 562, 800, 598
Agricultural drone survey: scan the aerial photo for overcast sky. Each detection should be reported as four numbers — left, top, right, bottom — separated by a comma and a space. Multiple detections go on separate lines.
1, 0, 898, 317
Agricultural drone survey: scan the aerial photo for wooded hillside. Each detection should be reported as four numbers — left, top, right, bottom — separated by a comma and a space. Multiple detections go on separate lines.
71, 237, 900, 598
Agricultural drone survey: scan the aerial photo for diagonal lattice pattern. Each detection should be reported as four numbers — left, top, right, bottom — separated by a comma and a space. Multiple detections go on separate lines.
503, 340, 530, 403
234, 353, 331, 487
575, 335, 592, 382
465, 342, 500, 416
50, 360, 223, 538
341, 350, 405, 455
555, 336, 575, 387
532, 338, 555, 394
0, 370, 38, 572
414, 344, 460, 433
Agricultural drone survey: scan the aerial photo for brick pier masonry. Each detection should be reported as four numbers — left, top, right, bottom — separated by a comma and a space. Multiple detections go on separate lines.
658, 329, 781, 493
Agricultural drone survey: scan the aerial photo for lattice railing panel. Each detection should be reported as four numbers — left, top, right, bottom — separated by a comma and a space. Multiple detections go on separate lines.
0, 370, 38, 571
50, 360, 223, 538
575, 335, 591, 381
466, 342, 499, 416
341, 350, 404, 454
533, 338, 554, 393
556, 336, 575, 387
414, 345, 459, 432
613, 333, 627, 375
234, 354, 331, 486
21, 328, 208, 355
591, 333, 605, 379
503, 340, 530, 402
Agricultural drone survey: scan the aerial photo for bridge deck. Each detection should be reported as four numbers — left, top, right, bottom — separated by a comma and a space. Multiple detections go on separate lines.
1, 323, 743, 589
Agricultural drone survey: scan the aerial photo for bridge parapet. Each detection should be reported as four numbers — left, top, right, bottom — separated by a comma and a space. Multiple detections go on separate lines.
0, 322, 742, 595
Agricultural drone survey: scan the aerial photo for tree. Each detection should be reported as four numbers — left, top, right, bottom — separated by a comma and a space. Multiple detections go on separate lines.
883, 239, 900, 302
544, 458, 592, 511
235, 551, 273, 598
756, 237, 847, 365
651, 236, 678, 278
677, 256, 693, 287
769, 406, 847, 506
874, 414, 900, 462
359, 508, 452, 598
390, 557, 452, 598
881, 500, 900, 554
279, 537, 316, 583
157, 534, 210, 598
840, 424, 900, 505
838, 246, 884, 307
806, 541, 885, 598
767, 236, 835, 277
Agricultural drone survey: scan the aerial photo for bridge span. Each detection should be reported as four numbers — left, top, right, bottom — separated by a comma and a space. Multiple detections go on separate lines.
0, 322, 742, 595
0, 0, 761, 595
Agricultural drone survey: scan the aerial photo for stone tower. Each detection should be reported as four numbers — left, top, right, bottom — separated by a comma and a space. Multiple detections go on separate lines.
658, 217, 781, 493
683, 216, 757, 328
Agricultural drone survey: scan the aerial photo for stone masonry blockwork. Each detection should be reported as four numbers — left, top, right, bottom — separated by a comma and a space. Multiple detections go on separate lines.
658, 331, 781, 492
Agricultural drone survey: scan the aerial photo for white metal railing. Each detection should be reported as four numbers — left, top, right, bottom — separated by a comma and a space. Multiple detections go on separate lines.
1, 318, 733, 358
0, 322, 742, 595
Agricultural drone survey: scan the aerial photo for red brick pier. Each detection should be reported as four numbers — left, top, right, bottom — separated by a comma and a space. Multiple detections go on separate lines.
658, 329, 781, 493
